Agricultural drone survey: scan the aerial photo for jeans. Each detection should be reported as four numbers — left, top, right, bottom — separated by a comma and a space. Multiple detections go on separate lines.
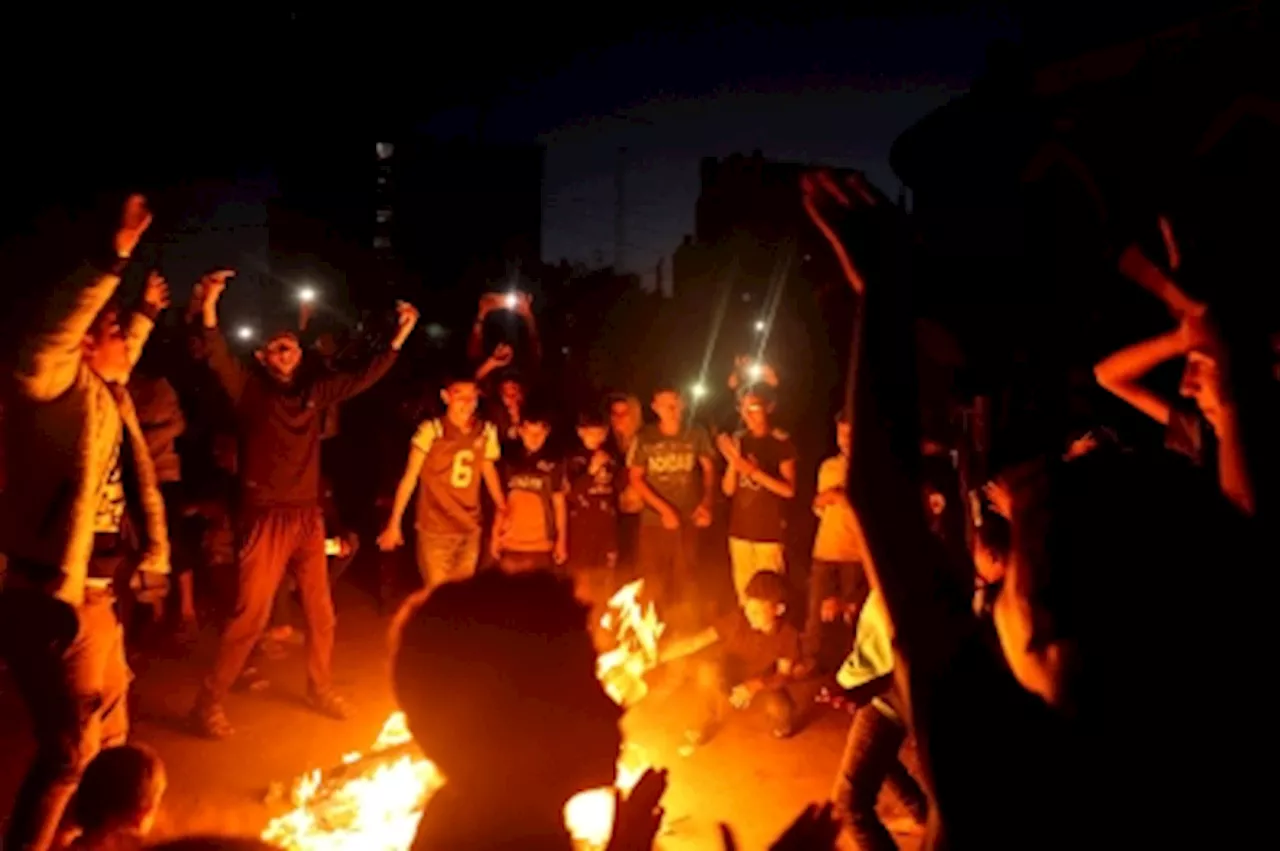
831, 703, 928, 851
0, 585, 129, 851
415, 528, 481, 591
200, 506, 335, 704
727, 537, 785, 607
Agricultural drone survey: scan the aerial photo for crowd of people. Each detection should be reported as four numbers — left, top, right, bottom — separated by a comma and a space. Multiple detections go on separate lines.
0, 165, 1273, 851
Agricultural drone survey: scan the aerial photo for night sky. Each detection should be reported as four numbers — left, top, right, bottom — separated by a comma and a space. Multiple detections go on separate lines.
420, 11, 1019, 277
4, 8, 1017, 288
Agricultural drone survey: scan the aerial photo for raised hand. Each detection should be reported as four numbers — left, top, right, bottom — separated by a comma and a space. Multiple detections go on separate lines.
197, 269, 236, 328
488, 343, 515, 369
391, 301, 420, 350
115, 194, 152, 259
606, 767, 668, 851
142, 269, 171, 313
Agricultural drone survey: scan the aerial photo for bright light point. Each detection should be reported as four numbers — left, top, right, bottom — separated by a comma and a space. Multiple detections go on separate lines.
691, 383, 708, 399
298, 286, 316, 303
505, 292, 518, 309
748, 363, 763, 381
236, 326, 254, 341
754, 319, 766, 332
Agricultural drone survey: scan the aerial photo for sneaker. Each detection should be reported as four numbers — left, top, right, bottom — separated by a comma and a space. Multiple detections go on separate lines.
307, 688, 353, 720
191, 701, 234, 740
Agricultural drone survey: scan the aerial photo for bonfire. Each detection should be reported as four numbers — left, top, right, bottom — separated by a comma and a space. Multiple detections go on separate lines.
262, 580, 664, 851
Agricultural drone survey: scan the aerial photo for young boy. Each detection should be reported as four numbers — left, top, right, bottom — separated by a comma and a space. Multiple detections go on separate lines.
65, 743, 167, 851
717, 385, 797, 608
627, 385, 715, 624
566, 410, 620, 618
493, 408, 568, 573
663, 570, 806, 743
805, 412, 867, 667
378, 373, 507, 590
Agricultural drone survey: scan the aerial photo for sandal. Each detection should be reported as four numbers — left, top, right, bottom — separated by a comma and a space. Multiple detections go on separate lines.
307, 689, 353, 721
191, 701, 235, 740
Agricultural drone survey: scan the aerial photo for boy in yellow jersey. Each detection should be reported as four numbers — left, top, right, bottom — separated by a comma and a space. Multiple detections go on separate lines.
379, 372, 507, 590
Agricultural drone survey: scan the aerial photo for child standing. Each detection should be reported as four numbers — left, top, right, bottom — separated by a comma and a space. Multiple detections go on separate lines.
717, 385, 797, 609
378, 373, 506, 591
566, 411, 620, 620
493, 409, 568, 573
804, 412, 867, 669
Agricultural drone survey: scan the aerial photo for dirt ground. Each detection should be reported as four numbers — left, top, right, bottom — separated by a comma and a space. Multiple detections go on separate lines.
0, 582, 923, 850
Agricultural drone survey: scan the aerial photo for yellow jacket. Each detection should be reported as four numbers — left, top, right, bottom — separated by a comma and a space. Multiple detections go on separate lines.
2, 262, 169, 606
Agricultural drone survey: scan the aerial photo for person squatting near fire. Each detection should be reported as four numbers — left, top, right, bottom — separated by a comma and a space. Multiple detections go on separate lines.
391, 570, 667, 851
0, 195, 170, 851
659, 570, 809, 745
626, 385, 715, 627
716, 384, 797, 609
378, 370, 507, 590
189, 269, 419, 740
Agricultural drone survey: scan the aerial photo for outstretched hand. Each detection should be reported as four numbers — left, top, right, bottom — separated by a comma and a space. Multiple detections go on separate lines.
142, 269, 171, 312
720, 802, 840, 851
606, 768, 668, 851
115, 194, 152, 259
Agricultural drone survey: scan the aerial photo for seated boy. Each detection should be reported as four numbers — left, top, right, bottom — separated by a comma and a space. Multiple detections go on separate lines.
64, 743, 167, 850
493, 408, 568, 573
662, 570, 807, 743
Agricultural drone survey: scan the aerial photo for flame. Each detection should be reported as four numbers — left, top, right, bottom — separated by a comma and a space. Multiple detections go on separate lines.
262, 580, 664, 851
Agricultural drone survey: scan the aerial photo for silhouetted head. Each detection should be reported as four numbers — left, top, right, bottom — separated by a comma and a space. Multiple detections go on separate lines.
72, 743, 167, 838
392, 571, 622, 807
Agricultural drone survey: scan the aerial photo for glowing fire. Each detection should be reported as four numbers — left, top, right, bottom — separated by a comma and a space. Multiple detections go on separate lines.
262, 580, 664, 851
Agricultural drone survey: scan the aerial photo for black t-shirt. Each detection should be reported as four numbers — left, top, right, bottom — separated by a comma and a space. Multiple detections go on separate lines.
727, 428, 797, 542
717, 611, 802, 683
501, 448, 566, 553
566, 448, 619, 568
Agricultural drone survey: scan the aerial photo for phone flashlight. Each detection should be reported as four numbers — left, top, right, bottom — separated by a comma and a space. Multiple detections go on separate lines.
505, 292, 518, 310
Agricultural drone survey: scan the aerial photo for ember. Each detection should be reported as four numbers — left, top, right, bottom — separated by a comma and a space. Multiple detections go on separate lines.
262, 580, 664, 851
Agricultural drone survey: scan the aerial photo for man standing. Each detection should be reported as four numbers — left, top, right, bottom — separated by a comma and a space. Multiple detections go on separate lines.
189, 272, 418, 739
717, 385, 797, 608
627, 386, 715, 626
378, 373, 506, 590
0, 195, 170, 851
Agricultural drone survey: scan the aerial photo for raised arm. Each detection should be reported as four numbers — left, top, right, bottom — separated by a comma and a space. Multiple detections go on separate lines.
15, 195, 152, 401
312, 301, 417, 407
196, 270, 249, 404
124, 269, 171, 371
1093, 325, 1189, 426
